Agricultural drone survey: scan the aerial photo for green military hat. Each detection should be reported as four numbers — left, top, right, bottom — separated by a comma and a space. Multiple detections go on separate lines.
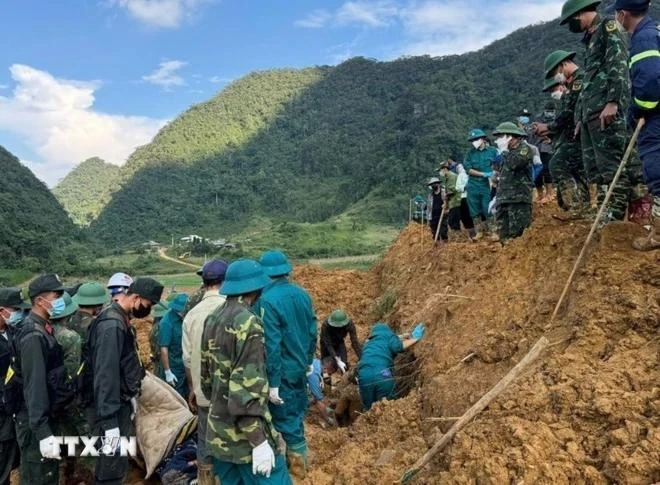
492, 122, 527, 137
152, 301, 169, 318
259, 250, 293, 278
468, 128, 487, 141
543, 77, 561, 92
544, 50, 576, 78
560, 0, 601, 24
168, 293, 189, 313
328, 309, 350, 328
220, 259, 272, 297
73, 282, 109, 306
51, 292, 79, 321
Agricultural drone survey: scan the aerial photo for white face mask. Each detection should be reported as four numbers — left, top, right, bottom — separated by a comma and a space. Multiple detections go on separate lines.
471, 140, 482, 150
551, 90, 563, 101
495, 136, 511, 152
553, 72, 566, 84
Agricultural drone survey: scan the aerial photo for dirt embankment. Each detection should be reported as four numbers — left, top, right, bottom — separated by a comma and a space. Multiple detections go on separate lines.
304, 208, 659, 484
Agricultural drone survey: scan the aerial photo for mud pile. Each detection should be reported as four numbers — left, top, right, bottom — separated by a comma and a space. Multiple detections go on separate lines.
305, 208, 659, 484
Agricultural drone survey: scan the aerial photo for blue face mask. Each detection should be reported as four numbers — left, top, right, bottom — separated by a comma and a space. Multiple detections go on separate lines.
7, 310, 25, 327
519, 116, 530, 125
46, 297, 66, 319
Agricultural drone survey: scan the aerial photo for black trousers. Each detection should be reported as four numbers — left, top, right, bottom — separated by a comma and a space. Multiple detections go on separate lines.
449, 200, 475, 230
430, 212, 449, 241
87, 401, 133, 485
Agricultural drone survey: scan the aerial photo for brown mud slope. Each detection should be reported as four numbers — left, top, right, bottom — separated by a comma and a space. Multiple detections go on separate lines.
306, 208, 659, 485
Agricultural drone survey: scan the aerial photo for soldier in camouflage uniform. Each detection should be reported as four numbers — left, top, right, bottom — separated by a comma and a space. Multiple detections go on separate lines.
560, 0, 643, 222
492, 122, 535, 241
536, 50, 591, 216
70, 282, 109, 341
201, 259, 292, 484
182, 266, 206, 319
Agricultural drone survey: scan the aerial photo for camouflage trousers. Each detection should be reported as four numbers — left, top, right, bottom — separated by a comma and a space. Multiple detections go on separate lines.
581, 116, 644, 220
550, 140, 590, 211
496, 202, 532, 241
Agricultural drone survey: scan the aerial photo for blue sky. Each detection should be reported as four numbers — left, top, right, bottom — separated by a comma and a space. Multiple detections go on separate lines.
0, 0, 564, 186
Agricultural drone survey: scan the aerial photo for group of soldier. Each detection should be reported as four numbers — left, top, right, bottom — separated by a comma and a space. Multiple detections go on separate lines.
424, 0, 659, 250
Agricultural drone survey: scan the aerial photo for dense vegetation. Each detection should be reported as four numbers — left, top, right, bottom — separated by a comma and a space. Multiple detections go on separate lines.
63, 2, 659, 248
53, 157, 121, 225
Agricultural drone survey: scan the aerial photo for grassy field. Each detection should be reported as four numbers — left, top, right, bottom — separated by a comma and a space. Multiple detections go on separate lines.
0, 268, 33, 287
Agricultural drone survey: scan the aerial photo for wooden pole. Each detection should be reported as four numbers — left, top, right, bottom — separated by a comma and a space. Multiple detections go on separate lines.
401, 336, 549, 483
409, 198, 413, 222
549, 118, 645, 323
433, 206, 447, 243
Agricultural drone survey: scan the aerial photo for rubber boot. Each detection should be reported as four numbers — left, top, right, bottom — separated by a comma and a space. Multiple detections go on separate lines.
287, 451, 308, 482
472, 219, 484, 240
197, 463, 214, 485
632, 216, 660, 251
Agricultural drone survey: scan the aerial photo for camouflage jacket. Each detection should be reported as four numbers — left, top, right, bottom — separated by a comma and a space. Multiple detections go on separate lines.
67, 310, 94, 342
53, 324, 82, 378
551, 69, 584, 147
439, 171, 461, 210
182, 286, 205, 319
497, 142, 533, 205
578, 14, 631, 120
200, 298, 280, 464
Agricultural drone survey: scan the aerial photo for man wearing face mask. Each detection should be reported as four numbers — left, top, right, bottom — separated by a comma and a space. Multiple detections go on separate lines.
0, 288, 28, 485
613, 0, 660, 250
464, 128, 500, 239
84, 277, 163, 485
10, 274, 73, 484
537, 50, 591, 217
560, 0, 639, 224
492, 122, 535, 241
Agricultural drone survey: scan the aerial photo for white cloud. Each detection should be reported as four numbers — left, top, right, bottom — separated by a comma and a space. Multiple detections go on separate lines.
208, 75, 232, 84
0, 64, 165, 186
142, 60, 187, 90
336, 1, 399, 27
295, 9, 332, 28
0, 84, 7, 90
110, 0, 213, 28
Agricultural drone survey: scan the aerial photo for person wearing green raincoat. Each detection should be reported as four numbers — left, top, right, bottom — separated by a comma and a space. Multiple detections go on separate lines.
357, 322, 425, 410
159, 293, 189, 398
252, 250, 317, 481
464, 128, 501, 239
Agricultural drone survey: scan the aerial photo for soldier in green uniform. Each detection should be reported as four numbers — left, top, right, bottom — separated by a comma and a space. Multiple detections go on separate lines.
560, 0, 640, 223
0, 288, 28, 485
201, 259, 292, 484
536, 50, 591, 217
149, 300, 168, 373
492, 122, 535, 241
50, 292, 82, 378
70, 282, 109, 341
437, 160, 464, 238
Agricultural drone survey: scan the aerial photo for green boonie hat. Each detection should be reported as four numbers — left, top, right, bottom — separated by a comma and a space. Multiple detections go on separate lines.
260, 250, 293, 278
468, 128, 487, 141
152, 301, 169, 318
73, 282, 109, 307
492, 122, 528, 137
220, 259, 272, 297
129, 277, 164, 304
560, 0, 601, 24
0, 287, 31, 309
543, 77, 561, 92
328, 309, 350, 328
544, 50, 576, 78
52, 292, 79, 320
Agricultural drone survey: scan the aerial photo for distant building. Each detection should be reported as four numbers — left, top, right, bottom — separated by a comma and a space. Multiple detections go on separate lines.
180, 235, 203, 243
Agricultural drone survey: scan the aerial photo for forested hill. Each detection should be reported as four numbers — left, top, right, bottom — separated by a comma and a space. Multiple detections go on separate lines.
53, 157, 121, 225
0, 146, 77, 267
88, 2, 654, 246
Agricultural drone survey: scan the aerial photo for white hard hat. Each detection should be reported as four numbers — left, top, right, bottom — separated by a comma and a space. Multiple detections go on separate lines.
107, 272, 134, 289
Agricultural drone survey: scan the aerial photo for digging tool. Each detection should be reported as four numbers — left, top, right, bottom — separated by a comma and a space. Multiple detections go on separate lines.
433, 206, 448, 244
550, 118, 645, 323
400, 336, 549, 483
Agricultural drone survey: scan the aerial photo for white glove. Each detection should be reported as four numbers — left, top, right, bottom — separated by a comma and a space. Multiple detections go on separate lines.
130, 396, 138, 421
164, 369, 178, 386
252, 441, 275, 477
39, 435, 61, 460
100, 427, 121, 456
335, 357, 347, 374
496, 136, 511, 153
533, 155, 542, 166
268, 387, 284, 405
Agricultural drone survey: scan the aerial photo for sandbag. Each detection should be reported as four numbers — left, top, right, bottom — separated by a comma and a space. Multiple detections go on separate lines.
135, 371, 197, 478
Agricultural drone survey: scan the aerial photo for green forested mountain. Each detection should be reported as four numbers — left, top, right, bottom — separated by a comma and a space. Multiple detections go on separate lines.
87, 2, 656, 246
0, 146, 78, 268
53, 157, 121, 225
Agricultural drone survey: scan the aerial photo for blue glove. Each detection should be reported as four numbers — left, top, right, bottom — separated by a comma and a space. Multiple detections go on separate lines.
482, 171, 493, 178
411, 323, 425, 340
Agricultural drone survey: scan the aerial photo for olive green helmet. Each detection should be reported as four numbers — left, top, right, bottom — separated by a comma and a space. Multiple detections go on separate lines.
492, 122, 527, 137
543, 77, 561, 92
328, 309, 350, 328
544, 50, 576, 78
560, 0, 601, 25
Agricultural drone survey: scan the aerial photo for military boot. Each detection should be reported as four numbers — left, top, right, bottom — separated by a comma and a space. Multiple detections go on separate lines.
197, 463, 214, 485
287, 451, 308, 482
632, 217, 660, 251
